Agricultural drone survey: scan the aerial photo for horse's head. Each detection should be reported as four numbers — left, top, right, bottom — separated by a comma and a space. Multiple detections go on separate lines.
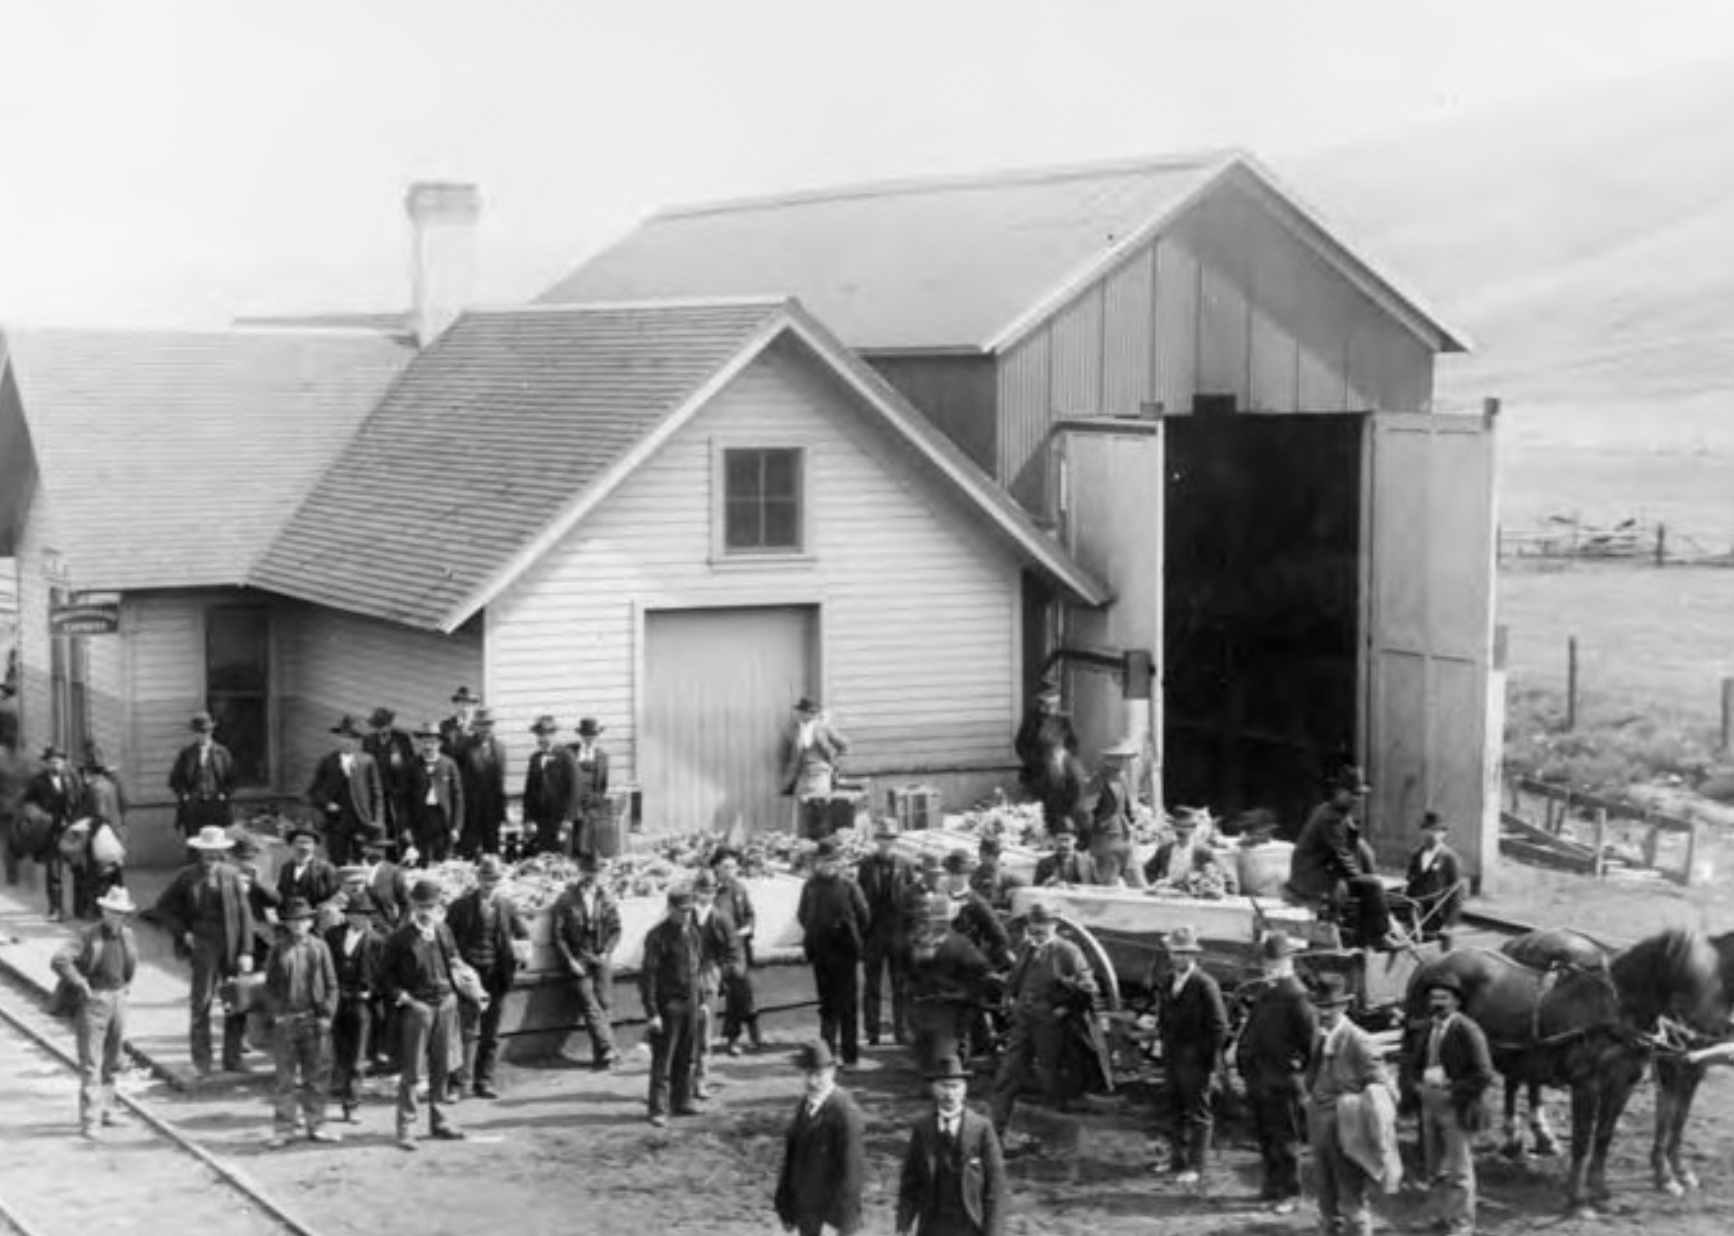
1611, 927, 1722, 1033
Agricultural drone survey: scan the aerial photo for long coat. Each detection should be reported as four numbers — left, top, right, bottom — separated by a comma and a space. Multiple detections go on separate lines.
1236, 973, 1317, 1084
798, 872, 870, 961
856, 851, 915, 942
1404, 843, 1465, 929
362, 728, 417, 833
522, 745, 578, 831
775, 1087, 867, 1235
155, 863, 254, 969
456, 734, 507, 843
1408, 1011, 1493, 1129
1155, 965, 1228, 1066
1289, 801, 1373, 903
23, 768, 84, 826
307, 751, 386, 839
896, 1107, 1008, 1236
406, 756, 465, 835
324, 921, 385, 997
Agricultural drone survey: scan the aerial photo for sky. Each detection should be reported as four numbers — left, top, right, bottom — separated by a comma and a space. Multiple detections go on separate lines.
3, 0, 1733, 328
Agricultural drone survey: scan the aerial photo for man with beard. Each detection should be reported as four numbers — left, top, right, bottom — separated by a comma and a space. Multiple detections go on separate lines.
855, 820, 915, 1047
988, 902, 1095, 1136
797, 838, 870, 1068
446, 854, 528, 1099
155, 826, 254, 1076
1032, 828, 1085, 888
1411, 973, 1492, 1236
455, 708, 507, 859
275, 823, 341, 913
407, 722, 464, 865
363, 708, 416, 846
22, 744, 83, 922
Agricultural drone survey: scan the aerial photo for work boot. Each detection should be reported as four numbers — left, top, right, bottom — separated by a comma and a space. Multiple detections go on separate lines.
747, 1021, 764, 1053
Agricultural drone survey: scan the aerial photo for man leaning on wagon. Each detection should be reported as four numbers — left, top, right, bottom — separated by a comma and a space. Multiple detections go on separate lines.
551, 851, 621, 1070
447, 853, 529, 1100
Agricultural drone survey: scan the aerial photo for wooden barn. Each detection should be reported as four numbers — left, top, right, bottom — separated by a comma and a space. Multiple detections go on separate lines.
543, 151, 1498, 878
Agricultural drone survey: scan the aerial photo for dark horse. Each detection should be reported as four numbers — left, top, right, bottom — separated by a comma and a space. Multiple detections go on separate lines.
1403, 926, 1721, 1214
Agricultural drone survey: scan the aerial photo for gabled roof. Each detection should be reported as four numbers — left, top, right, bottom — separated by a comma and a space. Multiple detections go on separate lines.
539, 150, 1468, 356
0, 327, 411, 590
254, 299, 1108, 632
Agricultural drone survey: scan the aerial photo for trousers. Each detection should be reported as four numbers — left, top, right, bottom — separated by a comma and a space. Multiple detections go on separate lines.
571, 962, 618, 1064
396, 994, 458, 1135
989, 1007, 1064, 1132
1419, 1084, 1476, 1233
1165, 1050, 1215, 1171
861, 933, 907, 1044
74, 989, 127, 1132
331, 995, 373, 1105
810, 951, 861, 1065
271, 1013, 332, 1134
456, 977, 509, 1089
1309, 1102, 1373, 1236
648, 995, 701, 1116
187, 937, 245, 1072
1247, 1073, 1305, 1199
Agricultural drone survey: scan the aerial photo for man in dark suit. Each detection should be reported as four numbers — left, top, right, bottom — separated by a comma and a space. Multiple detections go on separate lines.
1152, 924, 1227, 1184
641, 885, 706, 1126
568, 717, 614, 858
275, 823, 342, 911
855, 820, 915, 1046
1404, 812, 1466, 948
406, 722, 464, 864
1411, 972, 1493, 1236
307, 715, 386, 865
1143, 808, 1237, 894
897, 1053, 1008, 1236
522, 715, 578, 856
906, 893, 996, 1077
439, 685, 480, 756
168, 712, 236, 841
1032, 828, 1085, 888
363, 708, 416, 845
380, 878, 466, 1149
325, 887, 384, 1121
968, 836, 1023, 912
1086, 741, 1138, 882
797, 838, 871, 1067
154, 826, 255, 1075
455, 708, 507, 859
775, 1039, 866, 1236
551, 852, 622, 1069
445, 853, 528, 1099
1289, 765, 1404, 950
1235, 931, 1317, 1212
358, 834, 413, 930
711, 847, 762, 1054
22, 744, 84, 921
989, 901, 1096, 1135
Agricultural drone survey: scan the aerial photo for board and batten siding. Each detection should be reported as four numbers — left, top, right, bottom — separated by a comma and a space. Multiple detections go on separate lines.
486, 336, 1024, 827
996, 176, 1437, 514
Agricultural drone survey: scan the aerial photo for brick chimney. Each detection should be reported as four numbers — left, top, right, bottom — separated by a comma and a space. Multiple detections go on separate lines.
405, 181, 481, 347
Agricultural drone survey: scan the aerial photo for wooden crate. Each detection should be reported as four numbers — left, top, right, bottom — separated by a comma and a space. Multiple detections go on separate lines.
889, 784, 944, 832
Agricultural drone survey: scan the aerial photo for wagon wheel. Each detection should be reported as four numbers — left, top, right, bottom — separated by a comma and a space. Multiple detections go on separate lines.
1005, 909, 1122, 1094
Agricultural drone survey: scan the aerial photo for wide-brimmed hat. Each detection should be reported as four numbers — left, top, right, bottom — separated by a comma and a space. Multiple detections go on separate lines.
926, 1053, 971, 1082
1424, 971, 1464, 998
792, 697, 820, 716
943, 848, 976, 875
282, 897, 317, 922
1311, 973, 1355, 1007
530, 715, 560, 735
978, 835, 1002, 855
341, 890, 381, 919
450, 686, 479, 705
330, 715, 364, 738
190, 711, 217, 733
413, 720, 442, 739
576, 717, 604, 739
577, 852, 607, 874
1165, 924, 1203, 955
1260, 931, 1302, 961
187, 825, 235, 851
283, 822, 322, 845
793, 1039, 835, 1071
231, 834, 262, 861
367, 707, 397, 729
1100, 738, 1140, 760
1327, 765, 1372, 794
1420, 811, 1449, 834
410, 878, 444, 907
475, 854, 507, 881
96, 887, 138, 915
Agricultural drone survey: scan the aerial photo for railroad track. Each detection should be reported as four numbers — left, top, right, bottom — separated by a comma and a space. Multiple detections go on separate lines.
0, 971, 325, 1236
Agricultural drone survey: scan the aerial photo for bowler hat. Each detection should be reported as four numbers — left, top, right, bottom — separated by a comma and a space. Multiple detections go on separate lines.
367, 707, 397, 729
813, 838, 841, 862
577, 851, 606, 874
943, 848, 976, 875
1311, 973, 1355, 1007
1328, 764, 1372, 794
692, 869, 718, 892
926, 1054, 971, 1082
39, 744, 67, 762
337, 864, 370, 883
793, 1040, 835, 1071
1165, 924, 1203, 955
330, 715, 364, 738
978, 835, 1002, 855
231, 835, 262, 861
1025, 902, 1055, 926
666, 886, 695, 909
472, 707, 496, 727
709, 846, 741, 867
530, 715, 560, 735
189, 711, 217, 733
1260, 931, 1302, 961
410, 878, 444, 907
283, 822, 322, 845
450, 686, 479, 705
1420, 811, 1449, 833
342, 890, 381, 918
282, 897, 316, 922
576, 717, 604, 739
95, 887, 139, 915
1425, 972, 1464, 998
187, 825, 235, 851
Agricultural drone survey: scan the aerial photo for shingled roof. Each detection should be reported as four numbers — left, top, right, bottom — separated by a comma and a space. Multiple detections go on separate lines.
253, 298, 1109, 631
540, 151, 1467, 355
0, 327, 411, 590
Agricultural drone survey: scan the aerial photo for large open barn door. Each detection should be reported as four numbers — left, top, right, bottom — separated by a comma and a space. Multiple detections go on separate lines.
1362, 410, 1499, 881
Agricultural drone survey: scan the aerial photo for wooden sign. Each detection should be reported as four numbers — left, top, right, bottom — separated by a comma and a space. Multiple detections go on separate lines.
49, 599, 120, 635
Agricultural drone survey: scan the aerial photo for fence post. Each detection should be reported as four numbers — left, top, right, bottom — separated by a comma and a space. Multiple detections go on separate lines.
1566, 636, 1580, 730
1592, 807, 1608, 878
1721, 677, 1733, 755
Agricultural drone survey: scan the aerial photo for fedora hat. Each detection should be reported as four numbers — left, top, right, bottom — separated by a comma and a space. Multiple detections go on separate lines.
189, 711, 217, 733
95, 887, 138, 915
692, 868, 718, 892
1420, 810, 1449, 833
1327, 764, 1372, 794
367, 707, 397, 729
413, 719, 442, 739
450, 686, 479, 705
530, 715, 560, 735
475, 854, 508, 881
1311, 973, 1355, 1007
187, 825, 235, 852
337, 864, 370, 883
39, 744, 67, 762
575, 717, 604, 738
666, 885, 695, 910
793, 1039, 835, 1072
330, 714, 364, 738
1024, 901, 1055, 926
813, 838, 841, 862
926, 1053, 971, 1082
283, 821, 322, 845
792, 697, 821, 716
281, 897, 317, 922
1165, 924, 1203, 955
1100, 737, 1140, 760
410, 878, 444, 907
1260, 931, 1302, 961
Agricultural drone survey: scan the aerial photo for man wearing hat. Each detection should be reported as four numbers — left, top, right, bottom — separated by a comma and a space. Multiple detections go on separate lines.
380, 877, 466, 1147
691, 868, 741, 1096
1290, 765, 1406, 951
782, 698, 849, 840
797, 838, 871, 1068
567, 718, 614, 858
856, 820, 915, 1047
1144, 809, 1238, 897
898, 1052, 1008, 1236
641, 884, 707, 1125
327, 874, 386, 1118
1405, 812, 1466, 948
1410, 972, 1492, 1236
308, 715, 386, 867
1084, 742, 1142, 887
552, 852, 622, 1069
439, 685, 481, 755
168, 711, 236, 842
76, 741, 129, 914
1149, 924, 1227, 1185
1235, 931, 1317, 1212
711, 847, 763, 1055
968, 835, 1022, 913
155, 826, 254, 1075
775, 1039, 867, 1236
447, 853, 530, 1099
229, 834, 281, 968
941, 849, 1012, 1059
1014, 679, 1082, 835
454, 707, 507, 860
905, 891, 996, 1076
1306, 972, 1392, 1236
522, 716, 578, 857
989, 901, 1097, 1136
357, 833, 413, 930
22, 744, 84, 921
263, 896, 340, 1147
407, 721, 465, 864
1032, 828, 1084, 888
363, 708, 416, 841
51, 886, 140, 1139
275, 822, 342, 911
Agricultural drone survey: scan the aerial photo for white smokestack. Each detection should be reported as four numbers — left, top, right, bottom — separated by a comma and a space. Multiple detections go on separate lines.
405, 181, 481, 347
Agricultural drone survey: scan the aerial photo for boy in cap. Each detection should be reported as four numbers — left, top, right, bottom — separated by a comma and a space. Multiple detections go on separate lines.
856, 820, 915, 1047
380, 878, 466, 1148
446, 853, 529, 1099
641, 884, 707, 1126
155, 825, 254, 1076
1405, 812, 1466, 948
1235, 931, 1316, 1212
327, 877, 385, 1119
264, 896, 339, 1147
1151, 924, 1227, 1185
167, 711, 235, 842
1411, 972, 1492, 1235
711, 846, 763, 1054
1307, 973, 1392, 1236
552, 852, 622, 1069
51, 886, 140, 1138
775, 1039, 866, 1236
797, 838, 871, 1067
897, 1053, 1008, 1236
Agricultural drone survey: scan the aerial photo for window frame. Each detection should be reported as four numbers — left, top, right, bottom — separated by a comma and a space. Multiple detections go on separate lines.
204, 603, 273, 788
712, 442, 811, 561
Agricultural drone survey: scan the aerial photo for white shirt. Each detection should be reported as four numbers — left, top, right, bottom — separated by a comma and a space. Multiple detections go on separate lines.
804, 1084, 834, 1120
342, 926, 364, 956
1417, 843, 1442, 873
796, 719, 817, 750
938, 1112, 962, 1139
1171, 964, 1195, 998
340, 752, 355, 777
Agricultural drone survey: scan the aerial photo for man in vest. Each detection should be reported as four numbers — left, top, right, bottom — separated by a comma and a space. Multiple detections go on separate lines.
1412, 973, 1493, 1235
51, 886, 140, 1139
154, 826, 254, 1076
380, 878, 466, 1149
776, 1039, 867, 1236
275, 823, 341, 912
168, 712, 235, 840
406, 722, 464, 865
1307, 973, 1391, 1236
363, 707, 416, 845
989, 901, 1096, 1136
782, 698, 848, 841
326, 879, 385, 1121
896, 1053, 1008, 1236
446, 853, 529, 1099
551, 852, 621, 1070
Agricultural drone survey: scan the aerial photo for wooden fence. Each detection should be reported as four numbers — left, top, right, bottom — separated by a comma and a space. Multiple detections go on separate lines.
1499, 776, 1705, 886
1500, 518, 1734, 566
